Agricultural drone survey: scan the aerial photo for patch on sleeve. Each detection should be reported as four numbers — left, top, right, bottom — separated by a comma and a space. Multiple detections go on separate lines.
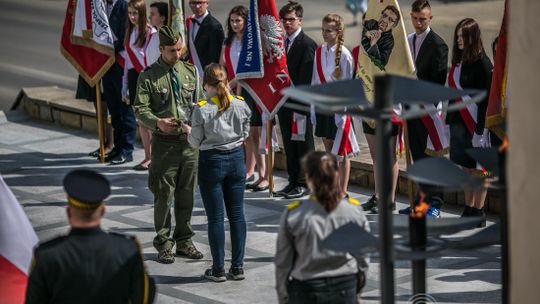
287, 201, 301, 210
347, 198, 360, 206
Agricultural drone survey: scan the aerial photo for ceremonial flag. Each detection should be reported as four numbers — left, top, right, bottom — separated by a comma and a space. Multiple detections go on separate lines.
356, 0, 415, 97
60, 0, 115, 86
236, 0, 291, 118
486, 0, 508, 141
168, 0, 187, 55
0, 175, 39, 304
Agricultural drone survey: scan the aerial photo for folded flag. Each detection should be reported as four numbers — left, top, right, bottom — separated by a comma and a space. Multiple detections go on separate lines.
0, 175, 39, 304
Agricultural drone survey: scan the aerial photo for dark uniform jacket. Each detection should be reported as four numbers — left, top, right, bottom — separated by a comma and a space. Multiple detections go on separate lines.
192, 13, 224, 71
25, 227, 154, 304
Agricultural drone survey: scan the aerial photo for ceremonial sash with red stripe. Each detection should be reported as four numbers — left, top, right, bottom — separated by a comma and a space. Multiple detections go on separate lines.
224, 44, 235, 80
315, 46, 327, 84
448, 64, 477, 135
125, 28, 155, 73
186, 16, 194, 64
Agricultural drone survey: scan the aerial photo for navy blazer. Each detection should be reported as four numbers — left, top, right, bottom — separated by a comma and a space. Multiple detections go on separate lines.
108, 0, 128, 53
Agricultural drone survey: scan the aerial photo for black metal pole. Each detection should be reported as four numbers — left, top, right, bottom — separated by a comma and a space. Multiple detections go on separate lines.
410, 215, 426, 296
375, 75, 395, 303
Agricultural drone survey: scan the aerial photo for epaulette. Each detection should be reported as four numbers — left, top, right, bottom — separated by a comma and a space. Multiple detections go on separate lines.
142, 66, 151, 73
287, 201, 301, 210
197, 100, 208, 107
347, 197, 360, 206
236, 95, 245, 101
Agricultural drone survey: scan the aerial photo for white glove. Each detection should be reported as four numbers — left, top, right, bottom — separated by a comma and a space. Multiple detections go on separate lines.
472, 132, 483, 148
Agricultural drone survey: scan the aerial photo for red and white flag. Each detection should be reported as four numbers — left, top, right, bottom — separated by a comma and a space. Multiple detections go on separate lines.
0, 175, 39, 304
486, 0, 508, 141
60, 0, 116, 86
236, 0, 292, 118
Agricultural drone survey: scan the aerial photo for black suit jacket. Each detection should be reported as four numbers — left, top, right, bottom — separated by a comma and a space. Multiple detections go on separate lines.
193, 13, 224, 70
108, 0, 128, 54
283, 30, 317, 112
26, 227, 155, 304
407, 30, 448, 161
413, 30, 448, 85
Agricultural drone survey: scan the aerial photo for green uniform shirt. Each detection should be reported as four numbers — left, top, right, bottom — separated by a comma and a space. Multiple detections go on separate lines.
134, 57, 204, 136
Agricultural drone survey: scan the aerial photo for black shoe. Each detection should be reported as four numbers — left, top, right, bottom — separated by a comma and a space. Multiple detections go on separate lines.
274, 183, 296, 197
227, 266, 245, 281
109, 154, 133, 165
361, 195, 377, 211
245, 175, 255, 183
284, 186, 309, 199
470, 207, 487, 228
204, 267, 226, 282
461, 205, 473, 217
104, 149, 120, 162
369, 201, 396, 214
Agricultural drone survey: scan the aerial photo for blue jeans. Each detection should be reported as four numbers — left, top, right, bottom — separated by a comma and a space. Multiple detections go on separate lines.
198, 147, 246, 269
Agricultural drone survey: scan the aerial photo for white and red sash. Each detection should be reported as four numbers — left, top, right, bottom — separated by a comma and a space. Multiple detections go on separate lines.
448, 64, 478, 135
259, 112, 280, 155
124, 27, 156, 73
291, 112, 306, 141
419, 103, 449, 155
186, 16, 204, 77
314, 46, 360, 159
224, 44, 235, 80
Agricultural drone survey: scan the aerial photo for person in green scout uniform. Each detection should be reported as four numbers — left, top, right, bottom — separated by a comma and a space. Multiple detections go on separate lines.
134, 26, 204, 264
25, 169, 155, 304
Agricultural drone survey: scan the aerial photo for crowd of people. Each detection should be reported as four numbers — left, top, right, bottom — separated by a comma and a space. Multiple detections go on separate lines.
26, 0, 500, 303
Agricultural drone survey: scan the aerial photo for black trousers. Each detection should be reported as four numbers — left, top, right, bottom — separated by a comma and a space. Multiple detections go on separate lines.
277, 106, 314, 187
287, 274, 357, 304
102, 63, 137, 156
407, 117, 444, 208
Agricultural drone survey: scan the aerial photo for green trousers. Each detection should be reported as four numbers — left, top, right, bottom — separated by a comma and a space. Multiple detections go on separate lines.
149, 134, 198, 251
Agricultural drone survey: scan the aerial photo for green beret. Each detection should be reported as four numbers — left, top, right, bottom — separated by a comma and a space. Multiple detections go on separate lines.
63, 169, 110, 209
159, 26, 180, 46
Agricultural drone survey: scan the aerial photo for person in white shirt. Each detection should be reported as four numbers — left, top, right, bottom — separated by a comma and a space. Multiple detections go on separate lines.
123, 0, 160, 170
312, 14, 357, 198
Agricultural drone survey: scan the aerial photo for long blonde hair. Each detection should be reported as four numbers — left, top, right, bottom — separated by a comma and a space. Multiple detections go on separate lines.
322, 13, 345, 79
203, 63, 231, 113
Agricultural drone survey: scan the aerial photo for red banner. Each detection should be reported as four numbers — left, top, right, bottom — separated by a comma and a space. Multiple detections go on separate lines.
237, 0, 291, 118
60, 0, 115, 86
486, 0, 508, 140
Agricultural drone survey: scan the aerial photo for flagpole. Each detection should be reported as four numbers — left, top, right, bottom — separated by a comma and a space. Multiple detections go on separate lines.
95, 84, 105, 163
403, 120, 414, 207
266, 118, 274, 197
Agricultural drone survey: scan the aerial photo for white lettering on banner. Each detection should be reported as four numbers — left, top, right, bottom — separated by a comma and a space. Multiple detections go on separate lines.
276, 70, 288, 84
268, 82, 276, 94
244, 16, 254, 67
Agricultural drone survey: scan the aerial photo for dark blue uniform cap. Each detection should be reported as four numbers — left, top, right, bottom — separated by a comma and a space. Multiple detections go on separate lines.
63, 169, 111, 209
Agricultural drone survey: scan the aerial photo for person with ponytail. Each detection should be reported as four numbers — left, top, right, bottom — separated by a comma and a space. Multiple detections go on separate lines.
122, 0, 160, 168
311, 13, 358, 198
275, 151, 369, 304
181, 63, 251, 282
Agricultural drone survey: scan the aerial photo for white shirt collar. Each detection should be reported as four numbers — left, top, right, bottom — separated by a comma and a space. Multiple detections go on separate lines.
194, 11, 209, 23
285, 27, 302, 43
416, 26, 431, 40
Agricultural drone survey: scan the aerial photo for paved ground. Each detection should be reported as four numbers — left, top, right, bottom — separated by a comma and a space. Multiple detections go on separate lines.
1, 110, 502, 303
